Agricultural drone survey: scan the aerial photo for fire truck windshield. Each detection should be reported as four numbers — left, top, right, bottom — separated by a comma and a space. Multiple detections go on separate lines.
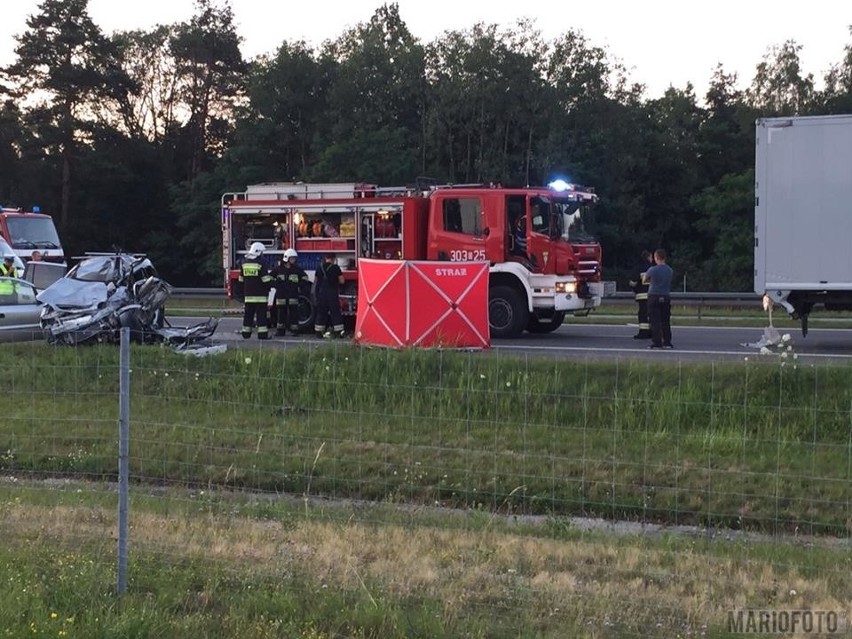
530, 196, 561, 238
7, 216, 62, 249
556, 200, 596, 242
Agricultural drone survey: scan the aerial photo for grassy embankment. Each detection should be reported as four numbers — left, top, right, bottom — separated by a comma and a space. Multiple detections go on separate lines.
1, 343, 851, 637
4, 481, 851, 638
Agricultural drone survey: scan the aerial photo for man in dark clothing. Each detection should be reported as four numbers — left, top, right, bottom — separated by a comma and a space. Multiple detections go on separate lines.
270, 248, 310, 336
239, 242, 273, 340
266, 255, 279, 331
645, 248, 674, 349
313, 253, 345, 338
630, 250, 653, 339
512, 215, 527, 258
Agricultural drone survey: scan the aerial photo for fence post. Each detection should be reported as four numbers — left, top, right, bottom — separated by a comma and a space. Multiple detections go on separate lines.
117, 327, 130, 595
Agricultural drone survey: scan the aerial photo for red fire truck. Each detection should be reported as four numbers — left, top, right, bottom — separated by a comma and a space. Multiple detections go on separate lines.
221, 180, 604, 338
0, 207, 65, 264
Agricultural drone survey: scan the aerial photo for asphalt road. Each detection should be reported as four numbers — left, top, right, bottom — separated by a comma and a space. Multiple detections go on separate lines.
172, 315, 852, 365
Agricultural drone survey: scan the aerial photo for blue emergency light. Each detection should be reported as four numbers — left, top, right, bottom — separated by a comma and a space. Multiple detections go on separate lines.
548, 179, 574, 192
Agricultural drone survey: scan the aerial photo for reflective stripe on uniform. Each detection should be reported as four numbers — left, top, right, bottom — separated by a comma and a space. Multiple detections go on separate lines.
635, 293, 648, 301
240, 262, 262, 283
0, 262, 15, 295
245, 296, 267, 303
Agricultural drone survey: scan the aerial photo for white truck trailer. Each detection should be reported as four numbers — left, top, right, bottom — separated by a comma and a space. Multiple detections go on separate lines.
755, 114, 852, 335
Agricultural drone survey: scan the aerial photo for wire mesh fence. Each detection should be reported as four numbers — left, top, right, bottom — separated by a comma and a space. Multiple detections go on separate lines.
1, 337, 850, 637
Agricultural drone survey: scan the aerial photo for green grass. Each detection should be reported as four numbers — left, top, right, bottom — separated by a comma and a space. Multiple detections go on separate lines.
2, 343, 852, 534
2, 342, 852, 637
165, 296, 243, 317
1, 482, 849, 638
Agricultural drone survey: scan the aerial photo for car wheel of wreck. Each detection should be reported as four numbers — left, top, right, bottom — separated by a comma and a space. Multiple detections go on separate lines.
153, 307, 166, 329
119, 309, 148, 344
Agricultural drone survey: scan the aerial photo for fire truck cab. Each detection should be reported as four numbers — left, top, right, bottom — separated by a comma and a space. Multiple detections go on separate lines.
0, 207, 65, 264
221, 180, 604, 338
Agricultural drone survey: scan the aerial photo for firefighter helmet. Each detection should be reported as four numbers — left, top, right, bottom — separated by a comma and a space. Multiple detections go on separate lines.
283, 248, 298, 259
247, 242, 265, 258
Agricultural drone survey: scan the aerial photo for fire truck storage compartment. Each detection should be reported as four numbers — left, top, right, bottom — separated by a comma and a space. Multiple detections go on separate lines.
233, 212, 289, 251
294, 209, 356, 269
359, 208, 403, 260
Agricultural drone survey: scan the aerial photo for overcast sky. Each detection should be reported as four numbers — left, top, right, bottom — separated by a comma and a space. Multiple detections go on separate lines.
2, 0, 850, 99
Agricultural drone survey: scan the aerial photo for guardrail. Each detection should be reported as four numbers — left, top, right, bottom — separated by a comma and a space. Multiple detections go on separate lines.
172, 288, 762, 307
606, 291, 760, 305
172, 288, 227, 297
168, 289, 765, 322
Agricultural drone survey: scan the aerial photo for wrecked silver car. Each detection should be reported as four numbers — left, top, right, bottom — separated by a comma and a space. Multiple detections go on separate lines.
37, 253, 218, 349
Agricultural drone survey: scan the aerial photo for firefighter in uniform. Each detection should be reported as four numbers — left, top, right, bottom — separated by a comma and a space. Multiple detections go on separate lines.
1, 255, 19, 275
239, 242, 273, 340
0, 255, 18, 303
313, 252, 345, 338
630, 250, 653, 339
266, 254, 279, 331
270, 248, 310, 336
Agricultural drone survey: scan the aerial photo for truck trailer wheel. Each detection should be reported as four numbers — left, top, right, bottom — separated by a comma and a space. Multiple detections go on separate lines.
489, 285, 528, 338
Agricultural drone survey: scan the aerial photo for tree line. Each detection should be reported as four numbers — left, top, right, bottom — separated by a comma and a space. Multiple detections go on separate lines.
1, 0, 850, 289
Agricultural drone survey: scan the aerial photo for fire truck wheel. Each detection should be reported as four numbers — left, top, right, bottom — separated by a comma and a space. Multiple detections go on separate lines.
488, 285, 528, 338
295, 294, 315, 333
343, 316, 356, 333
526, 310, 566, 333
